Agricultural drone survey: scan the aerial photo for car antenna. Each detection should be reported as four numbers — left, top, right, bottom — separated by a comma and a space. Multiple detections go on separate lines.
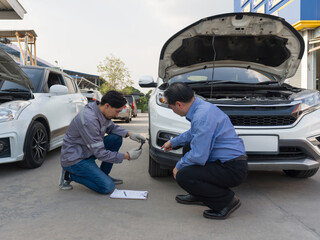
210, 32, 216, 100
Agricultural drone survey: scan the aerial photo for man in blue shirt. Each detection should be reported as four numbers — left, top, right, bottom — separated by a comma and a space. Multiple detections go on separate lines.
162, 82, 248, 220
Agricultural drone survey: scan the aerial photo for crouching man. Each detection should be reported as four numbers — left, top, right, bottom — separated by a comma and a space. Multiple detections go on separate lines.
161, 83, 248, 220
59, 90, 145, 194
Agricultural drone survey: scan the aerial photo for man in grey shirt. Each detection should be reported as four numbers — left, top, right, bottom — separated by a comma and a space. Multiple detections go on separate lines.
59, 90, 145, 194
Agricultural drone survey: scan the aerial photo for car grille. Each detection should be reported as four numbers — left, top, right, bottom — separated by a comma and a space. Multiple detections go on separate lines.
229, 115, 296, 126
247, 147, 307, 160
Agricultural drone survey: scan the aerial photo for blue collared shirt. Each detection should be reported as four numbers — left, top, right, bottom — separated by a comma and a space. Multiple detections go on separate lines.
170, 98, 246, 170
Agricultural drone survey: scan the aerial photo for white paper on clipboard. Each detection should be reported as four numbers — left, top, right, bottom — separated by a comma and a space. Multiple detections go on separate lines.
110, 189, 149, 200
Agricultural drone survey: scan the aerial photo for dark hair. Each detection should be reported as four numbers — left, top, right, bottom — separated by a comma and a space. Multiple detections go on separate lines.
100, 90, 127, 108
164, 82, 194, 105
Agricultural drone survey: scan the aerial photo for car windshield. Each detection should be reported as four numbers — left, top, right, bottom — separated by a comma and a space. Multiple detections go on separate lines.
169, 67, 276, 84
0, 68, 44, 92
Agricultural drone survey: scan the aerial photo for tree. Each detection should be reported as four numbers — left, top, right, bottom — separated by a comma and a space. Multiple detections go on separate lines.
122, 86, 141, 95
137, 90, 152, 113
97, 55, 133, 94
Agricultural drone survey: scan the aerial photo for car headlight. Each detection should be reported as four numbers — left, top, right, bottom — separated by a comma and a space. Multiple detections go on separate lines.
0, 101, 31, 122
293, 92, 320, 115
156, 91, 169, 108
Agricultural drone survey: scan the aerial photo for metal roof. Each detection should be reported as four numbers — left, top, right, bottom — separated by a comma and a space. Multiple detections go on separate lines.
0, 42, 52, 67
0, 30, 37, 38
0, 0, 26, 19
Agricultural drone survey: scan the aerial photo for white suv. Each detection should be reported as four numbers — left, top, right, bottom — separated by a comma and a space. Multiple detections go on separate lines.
0, 49, 87, 168
139, 13, 320, 178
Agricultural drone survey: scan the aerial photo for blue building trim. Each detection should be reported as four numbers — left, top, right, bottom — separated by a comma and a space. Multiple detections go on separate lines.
234, 0, 320, 25
301, 0, 320, 20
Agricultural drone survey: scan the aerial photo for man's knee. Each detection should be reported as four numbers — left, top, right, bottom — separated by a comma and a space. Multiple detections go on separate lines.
176, 167, 191, 187
97, 180, 115, 194
103, 134, 122, 151
176, 166, 203, 189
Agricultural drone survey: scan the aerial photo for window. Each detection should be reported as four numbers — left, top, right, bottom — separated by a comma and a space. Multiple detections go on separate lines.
48, 73, 64, 89
64, 76, 76, 93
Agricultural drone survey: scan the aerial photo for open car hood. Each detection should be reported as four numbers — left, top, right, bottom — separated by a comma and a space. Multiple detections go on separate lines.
0, 49, 33, 90
159, 12, 304, 84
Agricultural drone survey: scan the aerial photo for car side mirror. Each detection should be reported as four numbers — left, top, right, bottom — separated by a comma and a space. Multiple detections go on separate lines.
50, 85, 68, 95
139, 76, 157, 88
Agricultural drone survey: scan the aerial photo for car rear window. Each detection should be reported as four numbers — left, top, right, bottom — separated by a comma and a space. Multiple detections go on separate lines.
125, 96, 133, 104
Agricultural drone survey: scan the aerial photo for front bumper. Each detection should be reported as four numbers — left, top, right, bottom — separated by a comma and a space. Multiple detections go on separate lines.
149, 139, 320, 171
0, 119, 30, 164
149, 146, 180, 169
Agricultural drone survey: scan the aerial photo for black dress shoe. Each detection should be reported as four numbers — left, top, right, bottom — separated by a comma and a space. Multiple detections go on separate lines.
175, 194, 205, 206
203, 196, 241, 220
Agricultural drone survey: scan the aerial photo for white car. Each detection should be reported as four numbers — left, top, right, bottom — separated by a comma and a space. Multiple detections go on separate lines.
0, 49, 87, 168
139, 12, 320, 178
80, 89, 102, 102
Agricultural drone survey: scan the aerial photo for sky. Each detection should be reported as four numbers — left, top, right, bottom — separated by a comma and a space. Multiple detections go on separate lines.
0, 0, 233, 93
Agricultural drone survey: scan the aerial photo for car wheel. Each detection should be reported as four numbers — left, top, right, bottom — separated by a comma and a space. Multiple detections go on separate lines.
283, 168, 319, 178
125, 117, 130, 123
148, 156, 170, 177
19, 121, 49, 169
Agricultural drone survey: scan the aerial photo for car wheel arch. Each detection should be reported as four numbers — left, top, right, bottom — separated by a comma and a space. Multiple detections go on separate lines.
23, 114, 51, 154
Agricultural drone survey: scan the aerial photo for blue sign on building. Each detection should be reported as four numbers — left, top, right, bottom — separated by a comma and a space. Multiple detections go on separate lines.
234, 0, 320, 26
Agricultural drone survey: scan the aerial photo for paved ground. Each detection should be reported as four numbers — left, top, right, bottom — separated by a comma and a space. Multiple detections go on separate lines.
1, 113, 320, 240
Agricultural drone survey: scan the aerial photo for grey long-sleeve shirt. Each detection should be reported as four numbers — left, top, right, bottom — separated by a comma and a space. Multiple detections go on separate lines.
60, 102, 128, 167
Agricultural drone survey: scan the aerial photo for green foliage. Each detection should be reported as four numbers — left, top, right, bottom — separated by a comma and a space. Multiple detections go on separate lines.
137, 96, 147, 113
99, 82, 113, 95
145, 89, 152, 100
122, 86, 141, 95
136, 90, 152, 113
97, 54, 133, 94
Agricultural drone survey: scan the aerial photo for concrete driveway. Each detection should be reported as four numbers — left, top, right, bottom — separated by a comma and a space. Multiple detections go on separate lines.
0, 113, 320, 240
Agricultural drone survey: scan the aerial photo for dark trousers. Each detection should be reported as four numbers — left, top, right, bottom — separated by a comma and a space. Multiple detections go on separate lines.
176, 145, 248, 211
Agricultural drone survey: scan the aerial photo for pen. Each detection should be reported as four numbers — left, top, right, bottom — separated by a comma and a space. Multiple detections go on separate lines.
124, 191, 127, 197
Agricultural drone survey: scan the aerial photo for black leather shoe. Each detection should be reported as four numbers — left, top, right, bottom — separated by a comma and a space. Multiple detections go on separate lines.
203, 196, 241, 220
175, 194, 205, 206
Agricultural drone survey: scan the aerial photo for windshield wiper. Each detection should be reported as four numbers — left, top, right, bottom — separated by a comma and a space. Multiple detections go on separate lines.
1, 88, 30, 92
255, 81, 279, 85
188, 80, 244, 85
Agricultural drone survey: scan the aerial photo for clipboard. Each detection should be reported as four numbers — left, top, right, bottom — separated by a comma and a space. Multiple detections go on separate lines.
110, 189, 149, 200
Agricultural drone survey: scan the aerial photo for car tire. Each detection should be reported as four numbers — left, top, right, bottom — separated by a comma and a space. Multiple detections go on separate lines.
19, 121, 49, 169
125, 117, 130, 123
283, 168, 319, 178
148, 156, 170, 177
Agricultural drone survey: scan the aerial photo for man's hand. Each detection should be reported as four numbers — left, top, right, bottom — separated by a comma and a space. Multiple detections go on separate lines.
129, 132, 146, 143
127, 147, 142, 160
173, 167, 178, 179
161, 140, 173, 152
